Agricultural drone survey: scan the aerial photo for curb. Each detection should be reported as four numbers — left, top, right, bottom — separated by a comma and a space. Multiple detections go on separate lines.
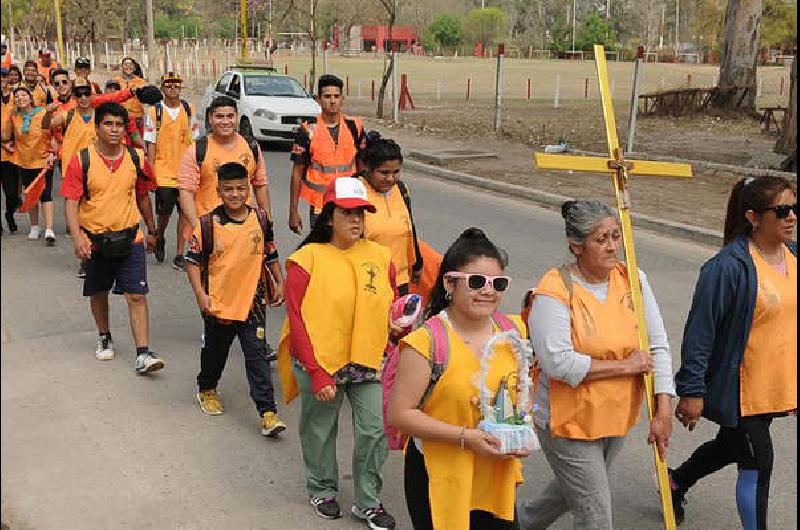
404, 159, 724, 247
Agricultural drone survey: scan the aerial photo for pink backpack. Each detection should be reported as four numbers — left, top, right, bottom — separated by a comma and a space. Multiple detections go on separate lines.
382, 311, 517, 450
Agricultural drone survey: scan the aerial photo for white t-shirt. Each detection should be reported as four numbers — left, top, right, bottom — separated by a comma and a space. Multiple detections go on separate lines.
143, 102, 199, 144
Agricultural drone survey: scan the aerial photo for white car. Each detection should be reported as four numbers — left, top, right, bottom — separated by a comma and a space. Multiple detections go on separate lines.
200, 66, 321, 141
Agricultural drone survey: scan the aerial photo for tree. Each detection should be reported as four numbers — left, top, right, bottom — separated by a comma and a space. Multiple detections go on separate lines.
577, 13, 618, 50
775, 57, 796, 171
760, 0, 797, 50
463, 7, 508, 48
376, 0, 401, 120
714, 0, 763, 113
427, 13, 462, 52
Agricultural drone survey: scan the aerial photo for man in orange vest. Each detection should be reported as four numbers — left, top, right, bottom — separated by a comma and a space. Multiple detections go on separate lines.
288, 74, 365, 234
143, 72, 198, 269
0, 43, 13, 70
0, 66, 18, 234
37, 50, 59, 84
74, 57, 102, 95
22, 60, 51, 107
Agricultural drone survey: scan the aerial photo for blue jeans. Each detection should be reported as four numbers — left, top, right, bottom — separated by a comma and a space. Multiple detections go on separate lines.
197, 316, 277, 415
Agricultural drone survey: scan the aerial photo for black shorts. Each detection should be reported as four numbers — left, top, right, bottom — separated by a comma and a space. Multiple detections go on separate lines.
18, 166, 53, 203
83, 240, 149, 297
155, 187, 181, 216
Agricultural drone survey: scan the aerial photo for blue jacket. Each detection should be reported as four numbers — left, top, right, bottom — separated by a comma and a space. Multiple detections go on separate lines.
675, 236, 797, 427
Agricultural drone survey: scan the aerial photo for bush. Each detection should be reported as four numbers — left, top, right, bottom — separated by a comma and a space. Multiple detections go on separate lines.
427, 14, 463, 52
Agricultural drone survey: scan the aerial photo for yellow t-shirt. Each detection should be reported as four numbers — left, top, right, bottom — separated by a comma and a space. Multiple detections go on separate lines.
400, 314, 526, 530
740, 245, 797, 416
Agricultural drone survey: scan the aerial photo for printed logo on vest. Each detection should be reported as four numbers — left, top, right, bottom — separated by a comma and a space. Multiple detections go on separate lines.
362, 262, 379, 294
249, 228, 263, 255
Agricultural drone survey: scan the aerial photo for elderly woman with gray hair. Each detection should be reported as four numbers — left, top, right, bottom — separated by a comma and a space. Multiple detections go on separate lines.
519, 200, 675, 530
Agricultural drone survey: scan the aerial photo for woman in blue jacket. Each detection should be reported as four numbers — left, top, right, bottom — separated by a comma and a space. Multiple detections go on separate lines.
670, 175, 796, 529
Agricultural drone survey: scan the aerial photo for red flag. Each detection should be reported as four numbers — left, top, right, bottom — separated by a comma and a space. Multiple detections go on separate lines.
17, 168, 47, 213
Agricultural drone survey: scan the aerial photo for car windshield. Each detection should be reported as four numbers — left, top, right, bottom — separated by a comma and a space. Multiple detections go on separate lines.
244, 75, 308, 97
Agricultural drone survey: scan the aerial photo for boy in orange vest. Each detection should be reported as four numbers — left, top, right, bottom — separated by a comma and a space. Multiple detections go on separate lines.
288, 74, 365, 234
143, 72, 198, 269
185, 162, 286, 437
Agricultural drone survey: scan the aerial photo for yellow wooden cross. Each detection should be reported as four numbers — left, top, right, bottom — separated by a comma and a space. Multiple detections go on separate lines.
534, 44, 693, 530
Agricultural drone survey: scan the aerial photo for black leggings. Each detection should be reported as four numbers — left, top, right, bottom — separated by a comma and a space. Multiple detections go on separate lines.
672, 414, 776, 530
19, 166, 53, 203
404, 439, 518, 530
0, 161, 19, 214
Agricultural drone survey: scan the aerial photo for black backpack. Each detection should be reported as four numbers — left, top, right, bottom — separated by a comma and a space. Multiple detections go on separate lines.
195, 134, 260, 168
78, 146, 149, 201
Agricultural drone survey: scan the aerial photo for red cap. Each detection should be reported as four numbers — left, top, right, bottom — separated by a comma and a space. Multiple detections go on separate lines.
323, 177, 376, 213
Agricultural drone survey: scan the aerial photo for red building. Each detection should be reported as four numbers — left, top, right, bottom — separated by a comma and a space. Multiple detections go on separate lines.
361, 25, 419, 52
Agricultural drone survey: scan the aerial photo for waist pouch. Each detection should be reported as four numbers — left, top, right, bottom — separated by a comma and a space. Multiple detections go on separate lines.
89, 226, 138, 260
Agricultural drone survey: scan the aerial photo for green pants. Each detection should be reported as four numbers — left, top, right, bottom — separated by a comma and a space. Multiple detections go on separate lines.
294, 366, 388, 509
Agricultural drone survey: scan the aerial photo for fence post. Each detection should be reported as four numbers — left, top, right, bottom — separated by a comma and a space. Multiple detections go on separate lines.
371, 79, 375, 101
626, 52, 644, 154
493, 44, 505, 132
554, 74, 560, 108
436, 78, 441, 101
687, 73, 692, 86
527, 78, 531, 99
466, 77, 471, 100
780, 77, 785, 96
284, 64, 288, 75
584, 78, 589, 99
346, 75, 350, 96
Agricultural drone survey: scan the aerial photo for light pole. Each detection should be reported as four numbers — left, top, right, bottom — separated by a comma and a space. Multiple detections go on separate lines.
572, 0, 577, 53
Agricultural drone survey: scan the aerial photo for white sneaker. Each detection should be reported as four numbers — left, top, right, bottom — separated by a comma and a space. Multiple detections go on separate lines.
135, 352, 165, 374
95, 336, 115, 360
44, 229, 56, 246
28, 225, 41, 240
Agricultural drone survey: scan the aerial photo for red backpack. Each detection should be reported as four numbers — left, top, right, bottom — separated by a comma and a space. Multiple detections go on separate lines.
382, 311, 518, 450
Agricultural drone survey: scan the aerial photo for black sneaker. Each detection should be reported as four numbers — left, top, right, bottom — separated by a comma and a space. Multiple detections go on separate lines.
172, 254, 186, 272
155, 237, 165, 263
310, 497, 341, 520
5, 212, 17, 234
669, 469, 687, 526
351, 504, 396, 530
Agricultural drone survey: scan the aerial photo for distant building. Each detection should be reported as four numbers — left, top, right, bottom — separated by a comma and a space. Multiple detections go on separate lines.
342, 25, 420, 53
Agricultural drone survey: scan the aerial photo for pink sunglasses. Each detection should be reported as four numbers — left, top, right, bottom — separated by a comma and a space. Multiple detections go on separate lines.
445, 272, 511, 292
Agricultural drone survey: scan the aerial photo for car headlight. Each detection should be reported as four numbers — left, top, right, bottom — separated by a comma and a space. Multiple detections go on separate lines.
254, 109, 278, 120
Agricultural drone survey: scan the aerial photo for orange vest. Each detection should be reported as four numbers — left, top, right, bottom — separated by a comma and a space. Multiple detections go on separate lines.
1, 93, 13, 156
148, 103, 194, 187
37, 62, 58, 83
114, 76, 146, 118
30, 84, 50, 108
299, 114, 361, 210
61, 109, 96, 167
362, 178, 413, 285
739, 246, 797, 416
77, 146, 143, 234
195, 210, 268, 321
196, 135, 257, 217
537, 264, 643, 440
1, 51, 13, 69
10, 110, 50, 169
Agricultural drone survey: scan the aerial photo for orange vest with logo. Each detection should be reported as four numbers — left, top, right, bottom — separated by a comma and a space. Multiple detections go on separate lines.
537, 264, 643, 440
299, 114, 361, 210
114, 76, 146, 118
60, 109, 96, 167
148, 103, 194, 187
196, 135, 258, 217
362, 178, 413, 286
78, 146, 143, 234
11, 111, 50, 169
739, 246, 797, 416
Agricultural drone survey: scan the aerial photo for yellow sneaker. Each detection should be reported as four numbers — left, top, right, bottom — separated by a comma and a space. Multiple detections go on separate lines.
261, 411, 287, 437
197, 389, 224, 415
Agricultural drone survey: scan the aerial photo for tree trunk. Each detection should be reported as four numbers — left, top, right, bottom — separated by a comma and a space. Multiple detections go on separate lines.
376, 11, 395, 119
776, 58, 797, 172
713, 0, 762, 113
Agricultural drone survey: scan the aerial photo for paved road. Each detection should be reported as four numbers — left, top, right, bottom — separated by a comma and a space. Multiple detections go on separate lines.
1, 143, 796, 529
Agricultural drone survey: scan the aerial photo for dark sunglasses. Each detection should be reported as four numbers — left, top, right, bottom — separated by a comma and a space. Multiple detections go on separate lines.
54, 79, 70, 87
445, 272, 511, 293
758, 203, 797, 219
73, 88, 92, 98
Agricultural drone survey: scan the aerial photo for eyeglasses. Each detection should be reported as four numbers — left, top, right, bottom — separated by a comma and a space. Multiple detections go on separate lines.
445, 272, 511, 293
73, 88, 92, 98
758, 203, 797, 219
54, 79, 70, 87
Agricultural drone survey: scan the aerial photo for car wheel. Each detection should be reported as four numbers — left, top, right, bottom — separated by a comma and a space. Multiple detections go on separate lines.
239, 117, 254, 139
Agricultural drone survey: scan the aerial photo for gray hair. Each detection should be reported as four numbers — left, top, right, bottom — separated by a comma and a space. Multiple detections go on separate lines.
561, 200, 619, 246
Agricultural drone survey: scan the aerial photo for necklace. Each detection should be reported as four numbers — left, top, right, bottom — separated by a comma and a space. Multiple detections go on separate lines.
752, 238, 785, 266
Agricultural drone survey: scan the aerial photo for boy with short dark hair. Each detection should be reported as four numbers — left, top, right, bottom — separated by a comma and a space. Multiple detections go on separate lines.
185, 161, 287, 437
